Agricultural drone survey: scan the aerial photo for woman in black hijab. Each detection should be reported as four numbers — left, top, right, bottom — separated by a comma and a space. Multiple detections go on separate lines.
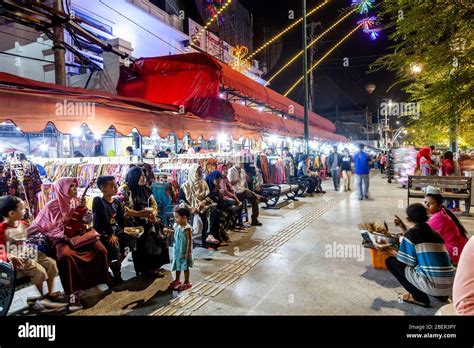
120, 166, 170, 276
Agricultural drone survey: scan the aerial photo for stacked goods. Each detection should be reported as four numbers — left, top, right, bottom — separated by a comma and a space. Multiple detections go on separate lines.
358, 221, 400, 249
393, 147, 417, 187
358, 221, 400, 270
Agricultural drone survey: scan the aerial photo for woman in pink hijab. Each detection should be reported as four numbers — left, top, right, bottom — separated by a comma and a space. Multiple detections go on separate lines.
30, 177, 108, 308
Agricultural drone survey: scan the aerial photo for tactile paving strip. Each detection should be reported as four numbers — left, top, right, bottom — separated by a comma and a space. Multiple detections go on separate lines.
151, 192, 352, 316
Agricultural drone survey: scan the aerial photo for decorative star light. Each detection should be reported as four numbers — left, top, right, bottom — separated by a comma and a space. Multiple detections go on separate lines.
367, 27, 381, 40
351, 0, 375, 15
205, 0, 225, 26
357, 16, 377, 32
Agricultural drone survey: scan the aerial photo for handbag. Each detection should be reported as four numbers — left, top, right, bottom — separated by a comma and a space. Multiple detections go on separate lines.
65, 229, 100, 249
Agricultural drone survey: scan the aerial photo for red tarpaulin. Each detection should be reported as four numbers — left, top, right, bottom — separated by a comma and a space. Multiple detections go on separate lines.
117, 54, 232, 121
0, 73, 263, 140
117, 53, 337, 133
217, 59, 336, 132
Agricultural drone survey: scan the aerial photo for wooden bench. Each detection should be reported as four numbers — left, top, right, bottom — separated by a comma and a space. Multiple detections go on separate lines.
408, 176, 472, 215
261, 183, 300, 209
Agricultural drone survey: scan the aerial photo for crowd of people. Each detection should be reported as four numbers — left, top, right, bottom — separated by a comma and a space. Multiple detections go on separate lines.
374, 144, 473, 313
2, 142, 471, 315
0, 157, 283, 312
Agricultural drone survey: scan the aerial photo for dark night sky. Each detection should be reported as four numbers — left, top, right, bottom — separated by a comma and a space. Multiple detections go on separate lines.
238, 0, 406, 116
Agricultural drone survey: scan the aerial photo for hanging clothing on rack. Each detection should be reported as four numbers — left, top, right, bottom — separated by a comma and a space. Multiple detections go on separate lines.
0, 161, 42, 219
257, 154, 271, 184
151, 182, 172, 221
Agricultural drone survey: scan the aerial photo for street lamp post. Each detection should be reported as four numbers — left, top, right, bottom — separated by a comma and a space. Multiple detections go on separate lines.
302, 0, 310, 155
365, 83, 378, 147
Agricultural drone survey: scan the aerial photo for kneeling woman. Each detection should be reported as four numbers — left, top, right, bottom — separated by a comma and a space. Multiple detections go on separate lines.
29, 178, 109, 307
388, 203, 455, 307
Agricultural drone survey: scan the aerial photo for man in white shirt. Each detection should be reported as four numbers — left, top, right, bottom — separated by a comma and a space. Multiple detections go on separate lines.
227, 163, 267, 226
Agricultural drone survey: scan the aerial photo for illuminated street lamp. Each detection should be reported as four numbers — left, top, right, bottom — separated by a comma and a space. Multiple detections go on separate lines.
410, 63, 422, 75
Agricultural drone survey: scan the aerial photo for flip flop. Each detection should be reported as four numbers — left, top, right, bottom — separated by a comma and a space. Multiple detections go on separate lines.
178, 283, 192, 291
398, 293, 430, 308
168, 280, 182, 290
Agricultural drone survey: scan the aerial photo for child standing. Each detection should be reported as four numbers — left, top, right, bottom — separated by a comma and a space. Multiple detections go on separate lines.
0, 196, 65, 309
165, 205, 193, 291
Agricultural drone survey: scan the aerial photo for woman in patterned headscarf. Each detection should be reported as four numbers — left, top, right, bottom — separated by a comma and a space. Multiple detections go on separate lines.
180, 165, 220, 246
30, 177, 108, 309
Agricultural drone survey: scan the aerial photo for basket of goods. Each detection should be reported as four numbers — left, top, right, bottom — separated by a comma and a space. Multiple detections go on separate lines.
358, 221, 400, 270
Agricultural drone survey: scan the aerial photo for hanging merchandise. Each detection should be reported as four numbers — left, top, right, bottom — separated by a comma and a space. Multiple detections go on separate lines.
36, 183, 53, 212
0, 159, 42, 220
151, 181, 173, 221
256, 154, 271, 183
256, 154, 293, 184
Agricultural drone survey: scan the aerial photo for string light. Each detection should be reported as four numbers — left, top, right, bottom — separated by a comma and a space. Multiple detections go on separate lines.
247, 0, 330, 60
266, 8, 356, 85
284, 24, 362, 97
191, 0, 233, 46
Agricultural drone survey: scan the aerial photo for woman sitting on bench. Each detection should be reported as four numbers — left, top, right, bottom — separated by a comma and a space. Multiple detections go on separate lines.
424, 186, 469, 265
29, 178, 109, 310
180, 164, 220, 246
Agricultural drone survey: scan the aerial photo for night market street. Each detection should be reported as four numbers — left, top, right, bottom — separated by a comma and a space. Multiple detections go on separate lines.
0, 0, 473, 346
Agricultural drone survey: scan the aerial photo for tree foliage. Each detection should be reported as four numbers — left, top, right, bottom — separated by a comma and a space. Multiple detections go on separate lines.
372, 0, 473, 146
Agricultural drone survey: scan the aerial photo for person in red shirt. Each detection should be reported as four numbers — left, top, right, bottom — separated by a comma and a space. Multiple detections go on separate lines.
442, 151, 461, 211
415, 145, 435, 173
0, 196, 62, 304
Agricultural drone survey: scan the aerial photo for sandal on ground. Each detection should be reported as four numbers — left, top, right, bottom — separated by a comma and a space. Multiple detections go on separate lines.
206, 235, 220, 244
45, 291, 68, 303
168, 280, 182, 290
38, 298, 68, 309
178, 283, 192, 291
397, 293, 430, 308
27, 296, 43, 305
68, 297, 84, 312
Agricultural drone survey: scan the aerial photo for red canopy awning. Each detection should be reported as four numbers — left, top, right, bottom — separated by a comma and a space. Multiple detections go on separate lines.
232, 102, 346, 142
217, 59, 336, 133
0, 73, 263, 140
117, 53, 337, 133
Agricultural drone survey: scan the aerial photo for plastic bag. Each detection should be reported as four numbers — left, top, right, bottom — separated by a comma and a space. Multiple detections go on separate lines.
192, 214, 203, 236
